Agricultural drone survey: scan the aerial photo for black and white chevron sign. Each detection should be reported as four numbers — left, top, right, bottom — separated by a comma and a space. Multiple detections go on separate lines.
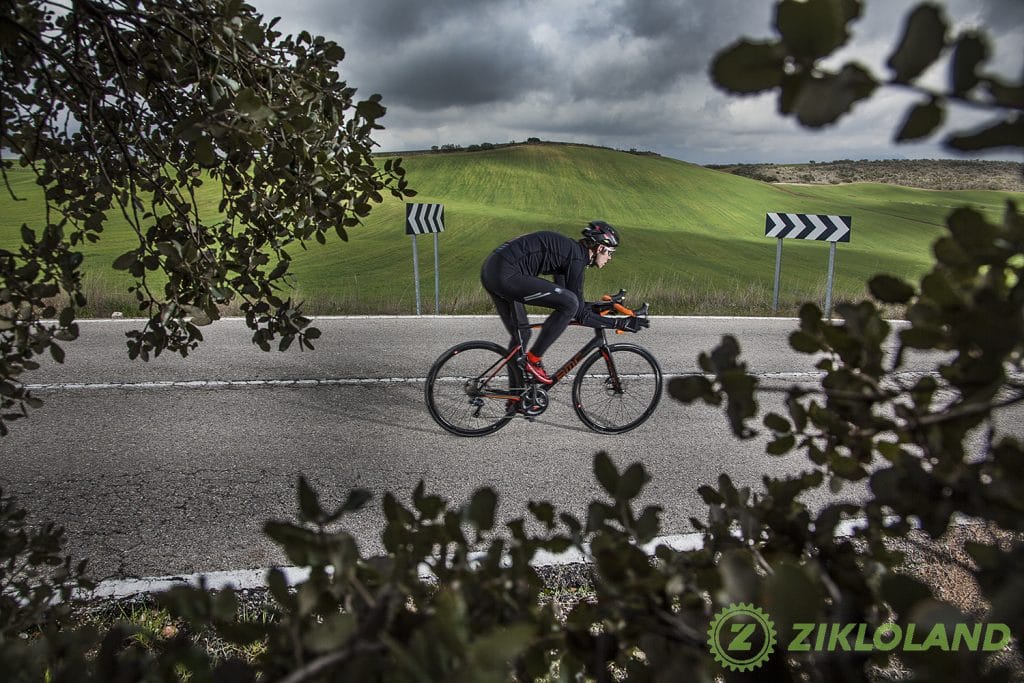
765, 213, 852, 242
405, 203, 445, 235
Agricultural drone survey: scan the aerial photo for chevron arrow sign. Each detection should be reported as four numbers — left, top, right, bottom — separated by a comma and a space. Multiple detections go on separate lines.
765, 212, 851, 242
406, 203, 445, 235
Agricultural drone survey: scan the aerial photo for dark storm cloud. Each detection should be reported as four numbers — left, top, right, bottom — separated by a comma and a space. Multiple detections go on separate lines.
278, 0, 490, 43
359, 30, 546, 108
557, 0, 768, 100
249, 0, 1022, 163
611, 0, 766, 58
259, 0, 548, 108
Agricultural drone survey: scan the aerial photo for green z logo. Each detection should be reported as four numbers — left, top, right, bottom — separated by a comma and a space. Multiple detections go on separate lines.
729, 623, 756, 651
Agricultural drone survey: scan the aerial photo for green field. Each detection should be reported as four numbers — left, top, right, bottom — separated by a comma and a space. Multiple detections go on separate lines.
2, 143, 1021, 316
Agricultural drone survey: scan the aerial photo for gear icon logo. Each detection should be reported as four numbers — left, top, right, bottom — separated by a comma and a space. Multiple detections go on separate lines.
707, 602, 777, 672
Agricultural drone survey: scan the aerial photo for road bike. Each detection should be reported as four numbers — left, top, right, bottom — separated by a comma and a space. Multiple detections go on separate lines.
425, 290, 662, 436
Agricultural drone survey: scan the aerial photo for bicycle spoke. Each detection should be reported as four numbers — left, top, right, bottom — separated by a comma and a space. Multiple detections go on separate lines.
426, 342, 521, 436
572, 345, 662, 434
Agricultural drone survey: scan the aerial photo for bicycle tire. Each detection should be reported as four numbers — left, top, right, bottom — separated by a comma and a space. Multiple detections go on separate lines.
571, 343, 662, 434
425, 341, 521, 436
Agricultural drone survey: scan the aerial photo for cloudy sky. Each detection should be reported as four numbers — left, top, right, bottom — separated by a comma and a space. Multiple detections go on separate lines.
249, 0, 1022, 164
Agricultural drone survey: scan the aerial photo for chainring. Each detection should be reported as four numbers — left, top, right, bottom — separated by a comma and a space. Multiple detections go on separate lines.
522, 386, 549, 417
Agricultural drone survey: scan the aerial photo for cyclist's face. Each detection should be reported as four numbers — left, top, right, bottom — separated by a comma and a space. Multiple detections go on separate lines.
594, 245, 614, 268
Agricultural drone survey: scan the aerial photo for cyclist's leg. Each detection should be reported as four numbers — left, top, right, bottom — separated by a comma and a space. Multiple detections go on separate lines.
523, 285, 578, 358
491, 274, 581, 358
488, 293, 531, 353
481, 257, 532, 352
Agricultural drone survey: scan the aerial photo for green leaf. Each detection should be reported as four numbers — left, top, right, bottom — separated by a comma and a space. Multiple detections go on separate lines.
195, 139, 218, 167
763, 412, 791, 433
667, 375, 713, 403
776, 0, 861, 60
112, 251, 137, 271
790, 65, 877, 127
697, 484, 724, 506
528, 501, 555, 528
235, 88, 275, 120
710, 40, 785, 94
947, 118, 1024, 152
586, 501, 612, 532
787, 395, 808, 431
49, 343, 65, 364
634, 505, 662, 543
789, 330, 823, 353
719, 550, 759, 604
467, 487, 498, 532
766, 434, 796, 455
618, 463, 649, 501
297, 476, 324, 524
263, 521, 318, 565
950, 33, 989, 95
468, 623, 536, 673
887, 3, 948, 83
303, 612, 355, 654
341, 488, 371, 514
240, 21, 264, 46
764, 562, 822, 643
869, 274, 916, 303
594, 451, 619, 497
987, 79, 1024, 109
896, 99, 945, 141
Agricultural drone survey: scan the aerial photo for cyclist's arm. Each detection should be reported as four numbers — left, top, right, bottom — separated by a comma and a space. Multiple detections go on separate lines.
564, 260, 619, 329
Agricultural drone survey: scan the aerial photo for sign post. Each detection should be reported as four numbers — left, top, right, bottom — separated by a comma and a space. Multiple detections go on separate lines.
406, 203, 445, 315
765, 212, 851, 319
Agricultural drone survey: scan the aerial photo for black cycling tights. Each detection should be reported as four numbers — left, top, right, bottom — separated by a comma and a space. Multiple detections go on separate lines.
481, 263, 579, 358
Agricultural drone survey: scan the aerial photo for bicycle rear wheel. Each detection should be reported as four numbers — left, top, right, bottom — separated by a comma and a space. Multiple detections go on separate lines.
572, 343, 662, 434
425, 341, 521, 436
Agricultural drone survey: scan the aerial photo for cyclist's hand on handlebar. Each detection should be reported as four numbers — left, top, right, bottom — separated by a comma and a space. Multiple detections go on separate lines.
614, 316, 649, 333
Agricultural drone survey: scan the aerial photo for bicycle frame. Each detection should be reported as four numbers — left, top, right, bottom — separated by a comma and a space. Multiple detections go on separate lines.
477, 324, 621, 404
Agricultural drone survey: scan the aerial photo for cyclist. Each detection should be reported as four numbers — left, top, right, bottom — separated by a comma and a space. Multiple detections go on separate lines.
480, 220, 648, 385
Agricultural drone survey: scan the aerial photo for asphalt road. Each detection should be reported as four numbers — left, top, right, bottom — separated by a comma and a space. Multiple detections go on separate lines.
0, 315, 942, 580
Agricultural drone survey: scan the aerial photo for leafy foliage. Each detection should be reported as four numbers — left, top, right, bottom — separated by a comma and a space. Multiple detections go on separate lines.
712, 0, 1023, 149
2, 1, 1023, 681
0, 0, 415, 433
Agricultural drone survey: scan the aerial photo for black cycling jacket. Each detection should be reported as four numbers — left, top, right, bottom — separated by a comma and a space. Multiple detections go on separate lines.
489, 231, 613, 328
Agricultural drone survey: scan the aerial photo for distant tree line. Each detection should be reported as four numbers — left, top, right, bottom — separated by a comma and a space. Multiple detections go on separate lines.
390, 138, 662, 157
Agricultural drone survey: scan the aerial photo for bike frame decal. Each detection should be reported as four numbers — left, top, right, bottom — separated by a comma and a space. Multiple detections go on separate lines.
476, 328, 614, 400
553, 351, 587, 382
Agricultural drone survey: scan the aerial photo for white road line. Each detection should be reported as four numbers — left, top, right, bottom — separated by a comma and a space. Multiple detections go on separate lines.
84, 533, 706, 600
26, 378, 427, 391
25, 371, 930, 393
81, 518, 888, 601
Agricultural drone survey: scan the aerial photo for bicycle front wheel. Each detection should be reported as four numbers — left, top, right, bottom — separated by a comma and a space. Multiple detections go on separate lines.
425, 341, 521, 437
572, 343, 663, 434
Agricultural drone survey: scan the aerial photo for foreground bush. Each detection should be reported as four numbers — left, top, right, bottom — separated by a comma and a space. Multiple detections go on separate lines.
2, 194, 1023, 682
4, 207, 1024, 679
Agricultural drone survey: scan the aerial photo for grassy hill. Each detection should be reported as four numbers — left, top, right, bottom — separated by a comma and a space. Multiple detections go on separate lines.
2, 143, 1022, 316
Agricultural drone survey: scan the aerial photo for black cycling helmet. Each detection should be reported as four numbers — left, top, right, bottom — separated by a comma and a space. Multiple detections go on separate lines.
581, 220, 620, 248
